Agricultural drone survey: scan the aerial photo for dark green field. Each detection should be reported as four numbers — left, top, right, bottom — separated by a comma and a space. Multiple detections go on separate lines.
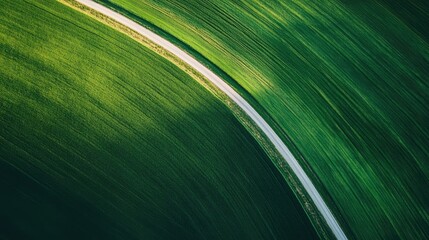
98, 0, 429, 239
0, 0, 318, 239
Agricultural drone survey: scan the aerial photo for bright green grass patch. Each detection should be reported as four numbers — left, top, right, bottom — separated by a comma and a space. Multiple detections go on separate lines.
100, 0, 429, 239
0, 0, 318, 239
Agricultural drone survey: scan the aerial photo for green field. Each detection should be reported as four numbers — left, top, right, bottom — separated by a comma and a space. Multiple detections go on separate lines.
97, 0, 429, 239
0, 0, 319, 239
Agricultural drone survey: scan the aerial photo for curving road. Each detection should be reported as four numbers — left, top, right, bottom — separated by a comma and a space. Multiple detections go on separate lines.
75, 0, 347, 239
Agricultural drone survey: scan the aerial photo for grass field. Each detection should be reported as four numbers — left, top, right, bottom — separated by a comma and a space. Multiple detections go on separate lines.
98, 0, 429, 238
0, 0, 319, 239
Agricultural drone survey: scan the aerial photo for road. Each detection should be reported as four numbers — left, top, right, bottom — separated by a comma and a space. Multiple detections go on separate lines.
74, 0, 347, 239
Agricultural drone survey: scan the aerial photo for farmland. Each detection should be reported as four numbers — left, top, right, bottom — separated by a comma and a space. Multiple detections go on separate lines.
0, 0, 318, 239
97, 0, 429, 239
